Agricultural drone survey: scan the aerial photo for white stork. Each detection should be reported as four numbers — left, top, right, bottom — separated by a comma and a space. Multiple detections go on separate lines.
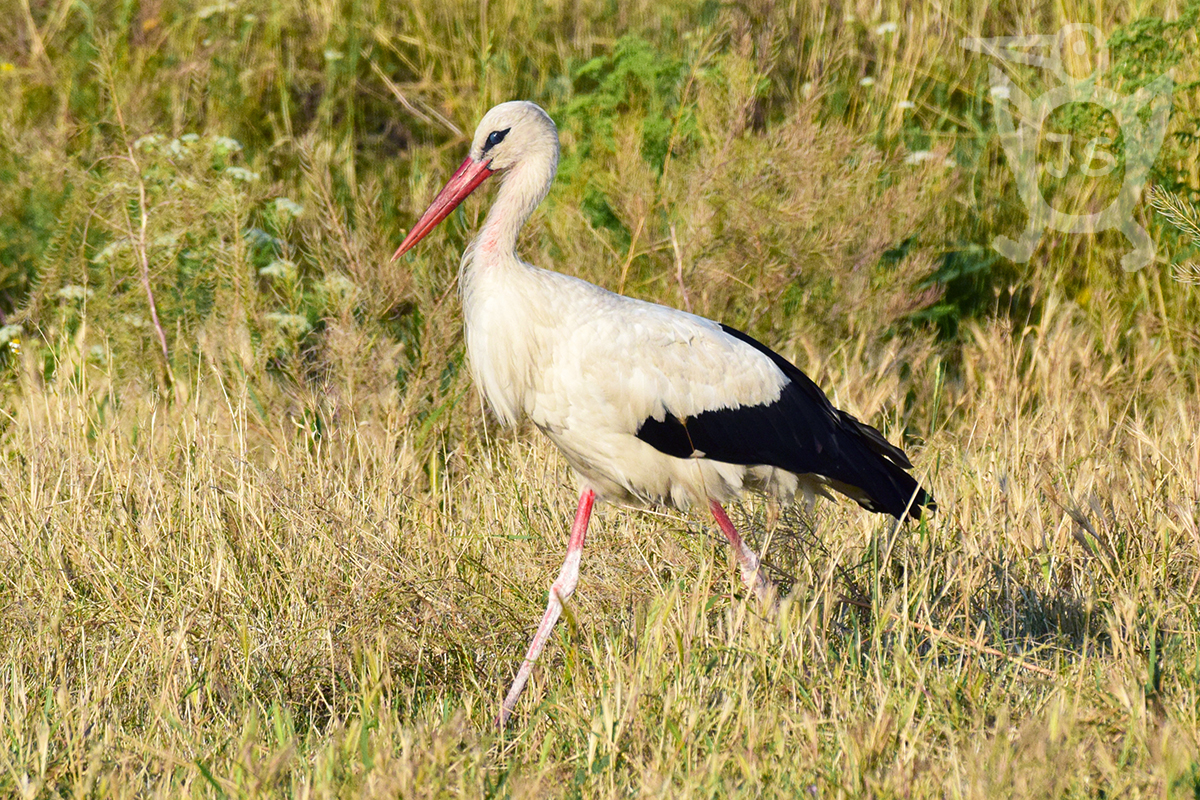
393, 101, 934, 726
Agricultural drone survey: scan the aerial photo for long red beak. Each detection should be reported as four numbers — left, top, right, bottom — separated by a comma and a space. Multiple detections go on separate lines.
392, 157, 495, 261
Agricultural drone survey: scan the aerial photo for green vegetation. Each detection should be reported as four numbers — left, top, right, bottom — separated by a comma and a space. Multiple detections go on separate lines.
1, 0, 1198, 795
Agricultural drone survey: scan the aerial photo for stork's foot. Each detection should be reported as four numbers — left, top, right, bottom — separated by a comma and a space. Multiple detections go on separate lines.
740, 561, 780, 616
742, 564, 778, 609
709, 500, 779, 611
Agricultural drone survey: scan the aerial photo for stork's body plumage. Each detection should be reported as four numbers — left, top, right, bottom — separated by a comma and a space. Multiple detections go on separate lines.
395, 101, 934, 726
468, 262, 791, 505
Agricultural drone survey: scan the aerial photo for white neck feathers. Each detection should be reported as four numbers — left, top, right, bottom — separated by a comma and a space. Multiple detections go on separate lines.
466, 129, 558, 270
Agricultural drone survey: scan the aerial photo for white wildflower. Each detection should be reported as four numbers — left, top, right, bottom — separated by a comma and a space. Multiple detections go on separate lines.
244, 227, 283, 250
134, 134, 164, 152
92, 238, 131, 264
896, 100, 916, 110
904, 150, 953, 169
322, 273, 356, 297
225, 166, 259, 182
197, 3, 235, 20
213, 136, 243, 155
875, 22, 898, 35
260, 259, 297, 280
265, 312, 311, 336
859, 76, 876, 87
56, 285, 94, 301
0, 324, 22, 345
273, 197, 304, 218
990, 84, 1011, 101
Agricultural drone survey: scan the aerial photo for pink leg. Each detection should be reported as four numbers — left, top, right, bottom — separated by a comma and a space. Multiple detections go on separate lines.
498, 488, 596, 728
709, 500, 775, 603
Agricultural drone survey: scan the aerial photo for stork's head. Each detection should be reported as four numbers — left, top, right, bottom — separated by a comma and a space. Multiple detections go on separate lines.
393, 101, 559, 260
467, 101, 558, 172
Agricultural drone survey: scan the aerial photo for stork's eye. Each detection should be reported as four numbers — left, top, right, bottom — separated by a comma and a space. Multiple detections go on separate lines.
483, 128, 510, 152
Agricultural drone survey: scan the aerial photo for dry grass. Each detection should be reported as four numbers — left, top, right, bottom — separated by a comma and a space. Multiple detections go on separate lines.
2, 0, 1200, 796
2, 290, 1198, 797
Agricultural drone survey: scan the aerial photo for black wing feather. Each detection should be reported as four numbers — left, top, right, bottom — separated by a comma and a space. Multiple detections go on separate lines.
636, 324, 935, 520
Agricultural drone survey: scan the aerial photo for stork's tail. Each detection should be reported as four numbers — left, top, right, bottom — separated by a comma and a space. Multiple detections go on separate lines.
829, 413, 935, 520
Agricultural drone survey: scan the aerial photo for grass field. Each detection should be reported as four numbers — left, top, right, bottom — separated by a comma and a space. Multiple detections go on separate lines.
2, 0, 1200, 796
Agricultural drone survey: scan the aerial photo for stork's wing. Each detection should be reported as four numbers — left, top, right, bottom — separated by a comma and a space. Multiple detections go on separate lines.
643, 324, 934, 519
541, 295, 787, 435
531, 281, 933, 519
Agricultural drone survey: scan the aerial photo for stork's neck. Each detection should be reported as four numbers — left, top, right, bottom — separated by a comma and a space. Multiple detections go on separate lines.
469, 154, 556, 269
